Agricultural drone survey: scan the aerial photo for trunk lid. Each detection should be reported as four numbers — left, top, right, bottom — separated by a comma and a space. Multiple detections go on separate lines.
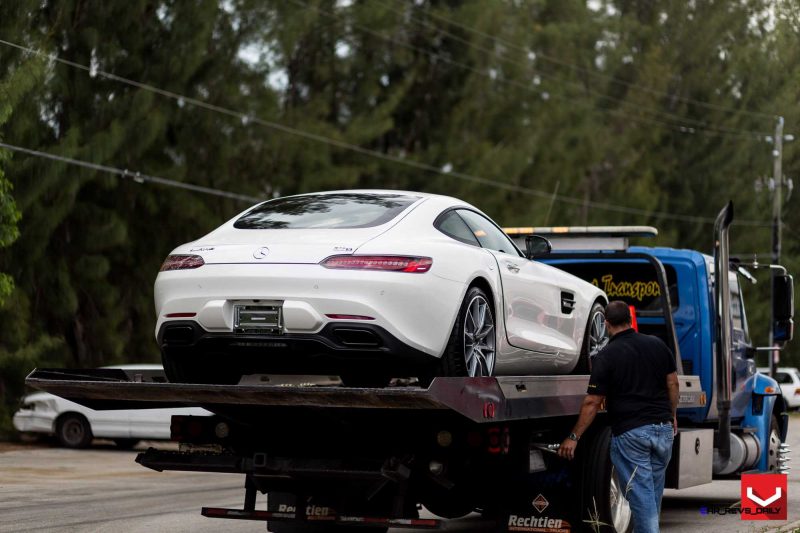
180, 228, 386, 264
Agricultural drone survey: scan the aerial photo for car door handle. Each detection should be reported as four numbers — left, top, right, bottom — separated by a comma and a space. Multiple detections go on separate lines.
505, 262, 520, 273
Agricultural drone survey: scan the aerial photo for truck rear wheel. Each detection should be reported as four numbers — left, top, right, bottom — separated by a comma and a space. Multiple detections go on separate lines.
582, 426, 633, 533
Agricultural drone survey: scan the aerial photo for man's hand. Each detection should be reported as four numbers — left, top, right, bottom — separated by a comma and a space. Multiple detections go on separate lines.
558, 438, 577, 460
673, 415, 678, 437
558, 394, 604, 461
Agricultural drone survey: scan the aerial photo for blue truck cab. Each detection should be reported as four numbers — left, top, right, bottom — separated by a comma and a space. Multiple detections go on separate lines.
505, 206, 792, 479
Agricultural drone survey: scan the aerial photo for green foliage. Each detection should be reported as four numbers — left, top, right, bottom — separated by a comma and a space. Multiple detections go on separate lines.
1, 0, 800, 436
0, 82, 24, 304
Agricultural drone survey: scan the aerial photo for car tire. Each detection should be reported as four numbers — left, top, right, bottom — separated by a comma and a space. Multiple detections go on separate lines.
572, 301, 608, 374
56, 413, 93, 449
113, 438, 140, 450
421, 286, 496, 386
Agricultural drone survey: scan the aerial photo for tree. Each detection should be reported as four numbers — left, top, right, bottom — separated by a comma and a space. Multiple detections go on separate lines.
0, 0, 50, 435
2, 0, 800, 439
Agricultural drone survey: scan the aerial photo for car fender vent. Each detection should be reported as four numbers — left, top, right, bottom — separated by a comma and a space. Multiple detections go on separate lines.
163, 325, 195, 346
560, 291, 576, 314
333, 328, 382, 347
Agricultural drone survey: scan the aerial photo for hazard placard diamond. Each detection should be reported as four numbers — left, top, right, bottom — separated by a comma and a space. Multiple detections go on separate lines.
532, 493, 549, 513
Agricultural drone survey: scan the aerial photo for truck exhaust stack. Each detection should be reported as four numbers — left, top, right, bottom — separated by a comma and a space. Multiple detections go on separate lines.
714, 201, 734, 467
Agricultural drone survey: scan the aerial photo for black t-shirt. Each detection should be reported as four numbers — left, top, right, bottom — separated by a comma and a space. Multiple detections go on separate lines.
587, 328, 677, 436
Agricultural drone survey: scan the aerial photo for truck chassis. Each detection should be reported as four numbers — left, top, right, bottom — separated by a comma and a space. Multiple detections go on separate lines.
27, 368, 706, 532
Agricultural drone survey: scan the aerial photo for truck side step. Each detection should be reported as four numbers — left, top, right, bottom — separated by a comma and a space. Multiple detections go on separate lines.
201, 507, 442, 529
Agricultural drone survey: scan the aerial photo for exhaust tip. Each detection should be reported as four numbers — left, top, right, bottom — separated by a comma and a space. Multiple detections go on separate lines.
333, 328, 382, 347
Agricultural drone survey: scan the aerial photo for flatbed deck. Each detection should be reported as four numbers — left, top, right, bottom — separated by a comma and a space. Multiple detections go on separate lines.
26, 369, 705, 423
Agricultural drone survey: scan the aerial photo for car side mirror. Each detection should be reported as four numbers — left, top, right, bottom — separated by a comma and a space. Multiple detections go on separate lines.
773, 274, 794, 344
525, 235, 552, 259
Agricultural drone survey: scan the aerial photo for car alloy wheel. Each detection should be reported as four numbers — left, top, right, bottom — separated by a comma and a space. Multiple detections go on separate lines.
588, 307, 609, 358
463, 295, 495, 377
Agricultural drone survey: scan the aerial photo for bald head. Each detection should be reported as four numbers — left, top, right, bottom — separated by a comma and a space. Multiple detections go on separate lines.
605, 300, 632, 328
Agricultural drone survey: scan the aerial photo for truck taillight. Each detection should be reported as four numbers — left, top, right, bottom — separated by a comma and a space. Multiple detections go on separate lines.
486, 426, 510, 455
320, 255, 432, 273
629, 305, 638, 332
160, 254, 205, 271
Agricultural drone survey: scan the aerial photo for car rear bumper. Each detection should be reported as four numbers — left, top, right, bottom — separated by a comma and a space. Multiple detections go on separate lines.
159, 320, 435, 377
154, 264, 465, 357
785, 392, 800, 408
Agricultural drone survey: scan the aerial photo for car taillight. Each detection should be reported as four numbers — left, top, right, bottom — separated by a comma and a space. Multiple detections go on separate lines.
320, 255, 433, 273
795, 387, 800, 396
160, 254, 205, 271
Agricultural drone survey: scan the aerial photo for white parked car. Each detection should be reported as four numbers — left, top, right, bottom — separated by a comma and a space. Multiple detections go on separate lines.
155, 190, 608, 386
13, 365, 211, 448
758, 367, 800, 410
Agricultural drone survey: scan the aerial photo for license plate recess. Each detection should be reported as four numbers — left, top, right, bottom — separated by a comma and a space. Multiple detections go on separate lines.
234, 304, 282, 334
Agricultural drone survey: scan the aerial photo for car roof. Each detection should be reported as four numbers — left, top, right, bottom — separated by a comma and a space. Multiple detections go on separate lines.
267, 189, 474, 208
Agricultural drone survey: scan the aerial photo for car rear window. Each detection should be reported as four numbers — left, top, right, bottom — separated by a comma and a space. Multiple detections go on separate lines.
234, 193, 420, 229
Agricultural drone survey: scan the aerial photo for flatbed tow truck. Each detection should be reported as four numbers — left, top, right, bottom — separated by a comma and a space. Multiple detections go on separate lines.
25, 203, 792, 533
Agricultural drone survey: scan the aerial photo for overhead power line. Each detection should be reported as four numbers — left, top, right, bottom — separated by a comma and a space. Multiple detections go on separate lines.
400, 0, 779, 121
0, 38, 771, 227
0, 138, 769, 228
0, 142, 263, 203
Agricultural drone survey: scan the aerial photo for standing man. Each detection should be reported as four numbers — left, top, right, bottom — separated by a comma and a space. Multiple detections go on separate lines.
558, 300, 679, 533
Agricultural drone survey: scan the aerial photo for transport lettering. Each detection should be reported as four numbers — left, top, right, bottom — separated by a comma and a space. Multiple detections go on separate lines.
592, 274, 661, 302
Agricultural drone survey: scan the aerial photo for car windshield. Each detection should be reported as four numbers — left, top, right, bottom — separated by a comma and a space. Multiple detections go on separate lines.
234, 193, 419, 229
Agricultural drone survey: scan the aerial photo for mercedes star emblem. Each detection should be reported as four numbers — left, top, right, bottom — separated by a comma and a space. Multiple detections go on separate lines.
253, 247, 270, 260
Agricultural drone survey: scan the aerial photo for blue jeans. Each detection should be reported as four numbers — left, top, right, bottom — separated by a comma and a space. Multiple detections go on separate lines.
610, 423, 674, 533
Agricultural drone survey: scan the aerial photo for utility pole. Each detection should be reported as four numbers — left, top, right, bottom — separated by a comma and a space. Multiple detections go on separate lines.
769, 116, 784, 380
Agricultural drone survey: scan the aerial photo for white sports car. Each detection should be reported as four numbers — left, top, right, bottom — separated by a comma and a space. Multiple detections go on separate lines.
155, 191, 608, 386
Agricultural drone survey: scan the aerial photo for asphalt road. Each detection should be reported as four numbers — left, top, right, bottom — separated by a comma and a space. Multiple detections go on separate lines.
1, 416, 798, 533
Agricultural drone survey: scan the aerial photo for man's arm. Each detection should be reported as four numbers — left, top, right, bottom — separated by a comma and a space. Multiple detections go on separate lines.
666, 371, 679, 435
557, 394, 605, 460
